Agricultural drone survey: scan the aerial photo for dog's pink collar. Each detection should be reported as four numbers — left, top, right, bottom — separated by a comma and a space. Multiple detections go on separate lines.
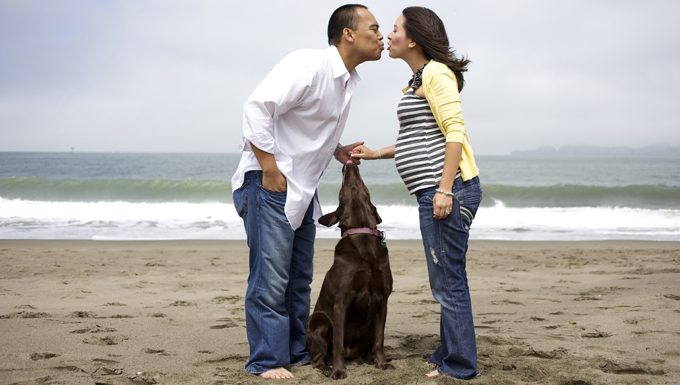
341, 227, 382, 238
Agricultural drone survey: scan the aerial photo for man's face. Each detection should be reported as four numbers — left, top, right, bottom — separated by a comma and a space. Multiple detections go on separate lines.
350, 8, 384, 62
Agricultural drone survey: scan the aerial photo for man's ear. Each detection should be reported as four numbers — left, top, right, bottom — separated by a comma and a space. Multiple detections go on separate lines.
342, 27, 355, 43
318, 211, 340, 227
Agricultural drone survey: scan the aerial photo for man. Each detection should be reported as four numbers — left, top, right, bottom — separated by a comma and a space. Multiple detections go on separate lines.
231, 4, 384, 380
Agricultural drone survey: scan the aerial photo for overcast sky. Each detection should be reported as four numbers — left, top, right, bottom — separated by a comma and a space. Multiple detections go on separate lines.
1, 0, 679, 155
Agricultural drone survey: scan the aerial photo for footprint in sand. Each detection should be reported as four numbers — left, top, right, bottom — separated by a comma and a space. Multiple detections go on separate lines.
13, 375, 53, 384
92, 366, 123, 375
573, 295, 601, 301
210, 318, 239, 329
399, 334, 439, 352
108, 314, 134, 319
200, 354, 249, 364
597, 358, 665, 375
623, 317, 652, 325
410, 311, 437, 319
480, 319, 501, 325
70, 311, 99, 318
70, 325, 117, 334
128, 371, 166, 384
29, 352, 59, 360
227, 307, 245, 316
143, 348, 170, 356
52, 365, 87, 373
477, 335, 515, 346
490, 299, 524, 306
508, 346, 567, 359
581, 330, 611, 338
82, 335, 129, 346
92, 358, 120, 365
0, 311, 51, 319
213, 367, 241, 381
103, 302, 126, 306
212, 295, 242, 305
169, 300, 196, 307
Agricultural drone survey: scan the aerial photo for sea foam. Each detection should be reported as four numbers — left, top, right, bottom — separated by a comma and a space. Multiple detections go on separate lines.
1, 198, 678, 241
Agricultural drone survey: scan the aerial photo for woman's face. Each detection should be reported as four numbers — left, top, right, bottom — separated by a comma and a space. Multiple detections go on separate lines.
387, 14, 410, 59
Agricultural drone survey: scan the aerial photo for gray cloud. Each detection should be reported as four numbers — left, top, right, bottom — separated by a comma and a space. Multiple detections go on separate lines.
1, 0, 679, 154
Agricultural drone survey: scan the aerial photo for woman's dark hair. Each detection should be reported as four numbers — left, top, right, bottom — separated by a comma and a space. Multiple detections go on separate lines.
328, 4, 367, 46
402, 6, 470, 91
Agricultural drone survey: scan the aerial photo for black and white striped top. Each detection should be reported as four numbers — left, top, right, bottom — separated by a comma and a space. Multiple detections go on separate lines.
395, 89, 460, 194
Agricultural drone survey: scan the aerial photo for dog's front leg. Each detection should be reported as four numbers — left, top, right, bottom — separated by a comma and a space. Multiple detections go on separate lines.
331, 293, 350, 379
372, 299, 394, 370
307, 311, 332, 369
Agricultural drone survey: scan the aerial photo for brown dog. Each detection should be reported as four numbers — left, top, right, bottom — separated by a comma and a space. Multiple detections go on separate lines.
308, 162, 393, 380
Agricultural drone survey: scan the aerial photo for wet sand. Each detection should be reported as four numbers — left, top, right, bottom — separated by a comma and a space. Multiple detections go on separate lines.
0, 239, 678, 384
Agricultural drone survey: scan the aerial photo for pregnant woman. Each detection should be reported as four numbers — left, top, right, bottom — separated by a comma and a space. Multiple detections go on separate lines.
351, 6, 482, 380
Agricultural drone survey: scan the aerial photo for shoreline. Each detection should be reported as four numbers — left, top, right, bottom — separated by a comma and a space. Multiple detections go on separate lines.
1, 239, 679, 384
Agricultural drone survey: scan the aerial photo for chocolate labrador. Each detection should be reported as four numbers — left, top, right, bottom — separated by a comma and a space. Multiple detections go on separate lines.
308, 162, 393, 379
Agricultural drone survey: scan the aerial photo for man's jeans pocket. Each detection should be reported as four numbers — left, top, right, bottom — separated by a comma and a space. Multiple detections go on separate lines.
233, 182, 247, 218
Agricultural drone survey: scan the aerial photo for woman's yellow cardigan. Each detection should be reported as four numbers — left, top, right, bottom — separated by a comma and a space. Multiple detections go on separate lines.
405, 60, 480, 181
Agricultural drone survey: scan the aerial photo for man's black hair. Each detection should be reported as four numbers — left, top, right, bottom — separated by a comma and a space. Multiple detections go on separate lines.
327, 4, 367, 45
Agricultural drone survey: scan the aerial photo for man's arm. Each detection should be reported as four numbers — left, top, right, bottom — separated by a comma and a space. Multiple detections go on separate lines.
243, 52, 314, 191
252, 144, 287, 192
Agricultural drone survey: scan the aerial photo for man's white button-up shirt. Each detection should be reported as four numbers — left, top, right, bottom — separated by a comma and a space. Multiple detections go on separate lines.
231, 46, 360, 230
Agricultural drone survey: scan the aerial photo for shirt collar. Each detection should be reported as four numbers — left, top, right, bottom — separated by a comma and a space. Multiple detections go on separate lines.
328, 45, 361, 84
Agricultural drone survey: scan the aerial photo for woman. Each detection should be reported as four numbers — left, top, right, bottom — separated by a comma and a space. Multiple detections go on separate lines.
351, 6, 482, 380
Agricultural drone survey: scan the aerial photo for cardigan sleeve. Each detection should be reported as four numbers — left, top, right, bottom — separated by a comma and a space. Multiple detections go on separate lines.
423, 63, 466, 144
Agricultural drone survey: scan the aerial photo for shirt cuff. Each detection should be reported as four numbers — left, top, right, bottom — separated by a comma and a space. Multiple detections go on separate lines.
244, 132, 276, 153
445, 131, 465, 143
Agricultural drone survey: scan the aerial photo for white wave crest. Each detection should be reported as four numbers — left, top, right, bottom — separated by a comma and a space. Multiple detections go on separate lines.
1, 198, 679, 241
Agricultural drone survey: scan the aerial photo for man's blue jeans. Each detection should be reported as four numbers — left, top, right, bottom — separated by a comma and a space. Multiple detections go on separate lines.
233, 171, 314, 374
415, 176, 482, 379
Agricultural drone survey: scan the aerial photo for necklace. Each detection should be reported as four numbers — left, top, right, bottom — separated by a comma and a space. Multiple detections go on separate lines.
408, 63, 427, 90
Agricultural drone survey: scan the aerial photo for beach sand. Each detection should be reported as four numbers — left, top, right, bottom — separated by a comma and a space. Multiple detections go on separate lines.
0, 239, 678, 385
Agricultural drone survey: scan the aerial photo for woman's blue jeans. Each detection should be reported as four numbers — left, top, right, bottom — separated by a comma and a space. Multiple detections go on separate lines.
233, 171, 314, 374
416, 176, 482, 379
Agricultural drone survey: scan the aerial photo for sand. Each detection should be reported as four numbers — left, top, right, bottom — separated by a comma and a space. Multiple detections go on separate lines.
0, 239, 678, 385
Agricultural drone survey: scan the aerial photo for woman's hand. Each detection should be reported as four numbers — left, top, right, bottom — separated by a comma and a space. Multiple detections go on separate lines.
433, 192, 453, 220
351, 145, 378, 160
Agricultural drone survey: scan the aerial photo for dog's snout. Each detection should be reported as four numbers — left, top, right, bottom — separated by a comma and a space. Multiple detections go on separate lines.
342, 162, 359, 178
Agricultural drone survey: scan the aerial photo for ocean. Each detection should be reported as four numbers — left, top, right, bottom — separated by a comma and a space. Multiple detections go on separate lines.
1, 152, 679, 241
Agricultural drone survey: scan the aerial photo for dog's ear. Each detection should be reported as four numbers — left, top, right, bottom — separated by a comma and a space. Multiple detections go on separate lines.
371, 203, 382, 224
318, 211, 340, 227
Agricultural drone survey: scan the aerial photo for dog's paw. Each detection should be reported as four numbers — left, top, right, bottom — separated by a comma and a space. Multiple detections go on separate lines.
311, 360, 326, 370
331, 368, 347, 380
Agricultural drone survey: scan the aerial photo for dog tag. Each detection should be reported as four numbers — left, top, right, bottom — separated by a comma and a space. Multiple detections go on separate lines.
379, 230, 386, 246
